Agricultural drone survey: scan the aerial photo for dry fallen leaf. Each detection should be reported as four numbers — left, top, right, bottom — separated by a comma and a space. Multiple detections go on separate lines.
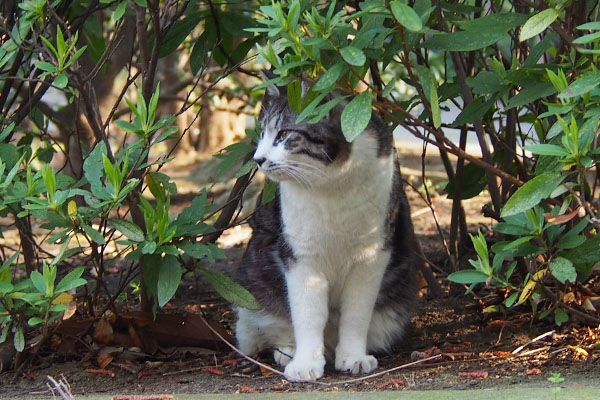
260, 366, 273, 377
52, 292, 74, 305
97, 353, 114, 369
566, 345, 589, 360
544, 208, 579, 225
378, 378, 408, 389
458, 371, 488, 378
238, 386, 259, 393
93, 317, 113, 345
62, 301, 77, 320
137, 371, 151, 379
526, 368, 542, 375
85, 368, 115, 377
204, 366, 225, 376
222, 359, 239, 367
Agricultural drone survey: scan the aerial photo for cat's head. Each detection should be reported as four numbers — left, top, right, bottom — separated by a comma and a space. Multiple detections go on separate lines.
254, 71, 351, 186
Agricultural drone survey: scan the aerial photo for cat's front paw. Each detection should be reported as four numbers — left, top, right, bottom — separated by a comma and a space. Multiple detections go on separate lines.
335, 353, 378, 375
283, 355, 325, 381
273, 346, 295, 367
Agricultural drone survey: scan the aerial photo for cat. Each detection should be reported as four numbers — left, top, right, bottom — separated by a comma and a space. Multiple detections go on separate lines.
235, 73, 421, 381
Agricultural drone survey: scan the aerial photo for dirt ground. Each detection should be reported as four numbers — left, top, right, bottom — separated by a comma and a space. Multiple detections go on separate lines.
1, 146, 599, 398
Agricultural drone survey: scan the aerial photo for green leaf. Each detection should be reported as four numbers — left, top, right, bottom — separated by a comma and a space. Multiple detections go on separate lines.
452, 97, 495, 126
35, 61, 56, 72
235, 158, 256, 178
30, 271, 47, 296
295, 91, 328, 124
157, 255, 182, 307
115, 120, 137, 133
501, 172, 563, 218
159, 13, 202, 58
108, 218, 145, 242
198, 268, 260, 310
549, 257, 576, 284
561, 234, 600, 263
559, 71, 600, 99
141, 241, 157, 254
340, 46, 366, 66
447, 270, 489, 284
493, 222, 532, 236
554, 308, 568, 326
577, 21, 600, 30
572, 31, 600, 44
520, 9, 559, 42
178, 241, 211, 260
460, 12, 529, 32
114, 0, 128, 21
382, 78, 396, 97
0, 282, 14, 293
83, 142, 107, 187
14, 325, 25, 352
466, 71, 506, 95
54, 73, 68, 88
287, 80, 302, 114
341, 92, 371, 142
220, 12, 258, 39
261, 180, 278, 205
307, 96, 347, 124
28, 317, 43, 326
81, 223, 106, 244
190, 32, 212, 75
446, 161, 487, 200
556, 234, 586, 250
506, 81, 557, 109
423, 30, 508, 51
231, 37, 257, 65
214, 141, 254, 178
504, 292, 519, 307
0, 143, 19, 170
429, 78, 441, 129
177, 191, 208, 224
390, 1, 423, 32
525, 144, 570, 157
313, 63, 345, 92
0, 122, 15, 142
55, 267, 87, 294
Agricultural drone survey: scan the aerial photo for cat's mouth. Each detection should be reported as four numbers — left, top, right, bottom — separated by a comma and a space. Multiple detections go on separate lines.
258, 165, 287, 181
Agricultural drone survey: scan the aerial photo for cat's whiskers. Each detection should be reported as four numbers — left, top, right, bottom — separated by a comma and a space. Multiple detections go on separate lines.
269, 161, 312, 188
280, 163, 315, 188
287, 160, 328, 178
285, 162, 325, 183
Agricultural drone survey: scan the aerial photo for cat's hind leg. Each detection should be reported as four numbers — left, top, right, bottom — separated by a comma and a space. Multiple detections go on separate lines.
235, 307, 296, 366
235, 308, 262, 356
273, 345, 295, 366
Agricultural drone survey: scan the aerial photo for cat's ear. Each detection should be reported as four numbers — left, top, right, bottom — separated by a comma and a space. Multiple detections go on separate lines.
261, 69, 281, 97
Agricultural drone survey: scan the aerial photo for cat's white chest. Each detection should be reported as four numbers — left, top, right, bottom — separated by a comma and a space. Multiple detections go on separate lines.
279, 134, 394, 274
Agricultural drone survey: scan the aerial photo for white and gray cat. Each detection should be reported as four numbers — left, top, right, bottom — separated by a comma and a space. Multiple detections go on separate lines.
235, 73, 421, 381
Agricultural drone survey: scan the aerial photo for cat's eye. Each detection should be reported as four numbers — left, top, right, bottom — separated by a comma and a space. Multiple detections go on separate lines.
274, 129, 292, 143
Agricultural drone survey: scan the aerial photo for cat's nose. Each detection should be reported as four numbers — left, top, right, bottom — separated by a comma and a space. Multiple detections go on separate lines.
254, 157, 266, 167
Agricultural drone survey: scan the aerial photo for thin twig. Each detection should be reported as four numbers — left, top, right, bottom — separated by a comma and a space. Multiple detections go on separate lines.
197, 312, 441, 386
512, 330, 555, 354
